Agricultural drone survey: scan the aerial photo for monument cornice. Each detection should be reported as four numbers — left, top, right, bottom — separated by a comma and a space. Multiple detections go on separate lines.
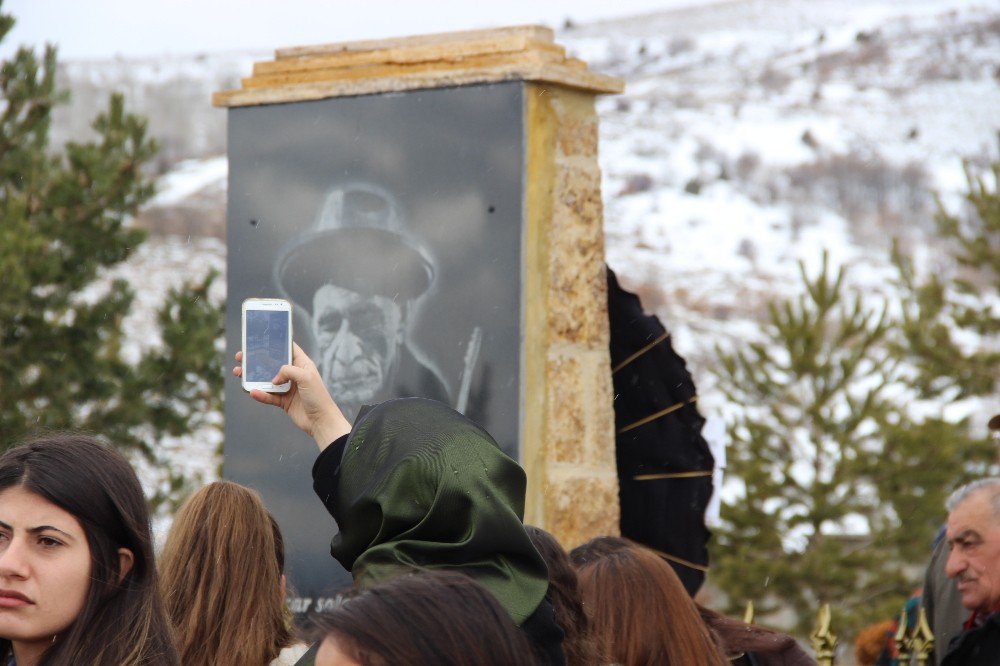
213, 25, 624, 108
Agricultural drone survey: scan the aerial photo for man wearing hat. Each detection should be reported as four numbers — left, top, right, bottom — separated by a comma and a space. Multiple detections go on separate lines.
274, 182, 451, 421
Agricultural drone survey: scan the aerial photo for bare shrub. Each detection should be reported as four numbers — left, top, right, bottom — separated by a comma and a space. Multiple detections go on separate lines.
790, 206, 818, 241
786, 152, 933, 243
813, 38, 889, 77
854, 40, 889, 68
695, 140, 725, 165
619, 173, 654, 195
735, 151, 762, 180
674, 91, 705, 109
759, 64, 793, 93
53, 58, 236, 171
974, 16, 1000, 46
136, 202, 226, 239
736, 238, 758, 264
694, 140, 731, 180
668, 36, 696, 56
918, 60, 964, 82
801, 130, 820, 150
617, 268, 670, 314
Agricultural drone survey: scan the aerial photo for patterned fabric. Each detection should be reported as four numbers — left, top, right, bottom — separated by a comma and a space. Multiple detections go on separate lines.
607, 267, 714, 595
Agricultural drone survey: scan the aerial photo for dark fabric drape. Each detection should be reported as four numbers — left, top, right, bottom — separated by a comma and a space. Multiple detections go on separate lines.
607, 267, 714, 595
317, 397, 550, 625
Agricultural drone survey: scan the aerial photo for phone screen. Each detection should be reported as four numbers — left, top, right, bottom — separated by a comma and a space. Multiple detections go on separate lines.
245, 309, 291, 382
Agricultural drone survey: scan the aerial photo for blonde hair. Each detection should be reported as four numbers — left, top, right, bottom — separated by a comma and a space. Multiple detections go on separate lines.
159, 481, 295, 666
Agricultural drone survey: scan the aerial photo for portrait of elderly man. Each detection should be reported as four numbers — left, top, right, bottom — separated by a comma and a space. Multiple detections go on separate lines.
274, 182, 451, 421
941, 474, 1000, 665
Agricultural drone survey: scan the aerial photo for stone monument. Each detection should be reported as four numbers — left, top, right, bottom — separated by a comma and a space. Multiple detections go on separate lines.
215, 25, 623, 615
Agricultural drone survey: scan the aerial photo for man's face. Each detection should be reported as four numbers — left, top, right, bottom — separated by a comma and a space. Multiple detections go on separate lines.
312, 283, 403, 417
946, 489, 1000, 615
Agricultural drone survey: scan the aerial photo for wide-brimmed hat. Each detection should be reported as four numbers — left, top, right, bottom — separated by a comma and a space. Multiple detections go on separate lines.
274, 182, 433, 310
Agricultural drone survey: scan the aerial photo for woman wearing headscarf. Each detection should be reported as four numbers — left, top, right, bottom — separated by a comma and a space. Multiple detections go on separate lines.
234, 344, 564, 665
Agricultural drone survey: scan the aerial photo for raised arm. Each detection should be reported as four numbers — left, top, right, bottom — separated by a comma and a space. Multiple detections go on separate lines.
233, 342, 351, 450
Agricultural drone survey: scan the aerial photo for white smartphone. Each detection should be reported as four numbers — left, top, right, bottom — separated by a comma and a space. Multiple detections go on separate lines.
241, 298, 293, 393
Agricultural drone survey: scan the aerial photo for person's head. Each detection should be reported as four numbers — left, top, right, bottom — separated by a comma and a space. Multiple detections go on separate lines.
159, 480, 295, 666
853, 619, 895, 665
329, 398, 550, 627
312, 282, 404, 415
314, 570, 539, 666
945, 478, 1000, 614
0, 432, 177, 666
524, 526, 599, 666
569, 536, 727, 666
695, 603, 799, 662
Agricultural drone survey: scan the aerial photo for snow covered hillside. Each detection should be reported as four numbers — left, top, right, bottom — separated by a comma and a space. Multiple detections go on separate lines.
573, 0, 997, 360
567, 0, 999, 520
59, 0, 1000, 512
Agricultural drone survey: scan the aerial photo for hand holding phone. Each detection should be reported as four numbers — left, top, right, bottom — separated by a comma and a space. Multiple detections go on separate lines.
234, 342, 352, 450
241, 298, 293, 393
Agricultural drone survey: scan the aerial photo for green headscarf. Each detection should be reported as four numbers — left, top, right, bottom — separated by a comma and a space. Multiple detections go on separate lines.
328, 398, 549, 625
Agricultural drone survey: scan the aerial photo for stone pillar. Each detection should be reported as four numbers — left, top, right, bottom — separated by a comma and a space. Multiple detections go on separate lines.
522, 84, 620, 547
215, 25, 622, 553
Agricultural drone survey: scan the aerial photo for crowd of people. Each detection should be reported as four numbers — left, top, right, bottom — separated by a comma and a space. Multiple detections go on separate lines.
0, 342, 994, 665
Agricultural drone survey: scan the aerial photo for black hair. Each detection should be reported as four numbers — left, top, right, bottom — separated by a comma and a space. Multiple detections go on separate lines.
0, 432, 178, 665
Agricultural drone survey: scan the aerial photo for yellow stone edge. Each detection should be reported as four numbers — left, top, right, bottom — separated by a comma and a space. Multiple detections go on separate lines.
521, 81, 555, 529
212, 63, 623, 108
274, 25, 556, 59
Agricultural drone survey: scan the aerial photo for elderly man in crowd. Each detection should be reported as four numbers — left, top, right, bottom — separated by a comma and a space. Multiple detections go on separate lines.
923, 414, 1000, 665
940, 474, 1000, 665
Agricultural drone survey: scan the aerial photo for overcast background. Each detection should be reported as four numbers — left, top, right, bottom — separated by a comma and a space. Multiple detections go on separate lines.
2, 0, 720, 59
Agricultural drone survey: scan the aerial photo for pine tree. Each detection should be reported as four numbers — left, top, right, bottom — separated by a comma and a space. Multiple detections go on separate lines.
894, 137, 1000, 399
0, 5, 224, 491
710, 253, 993, 637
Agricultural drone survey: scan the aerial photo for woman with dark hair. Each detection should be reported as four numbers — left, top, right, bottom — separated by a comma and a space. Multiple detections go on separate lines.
0, 433, 178, 666
159, 481, 308, 666
570, 536, 727, 666
524, 526, 600, 666
234, 345, 565, 665
314, 570, 539, 666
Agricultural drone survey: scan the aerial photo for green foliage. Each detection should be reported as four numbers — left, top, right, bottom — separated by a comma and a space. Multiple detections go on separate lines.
893, 136, 1000, 398
711, 252, 994, 638
0, 4, 224, 497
